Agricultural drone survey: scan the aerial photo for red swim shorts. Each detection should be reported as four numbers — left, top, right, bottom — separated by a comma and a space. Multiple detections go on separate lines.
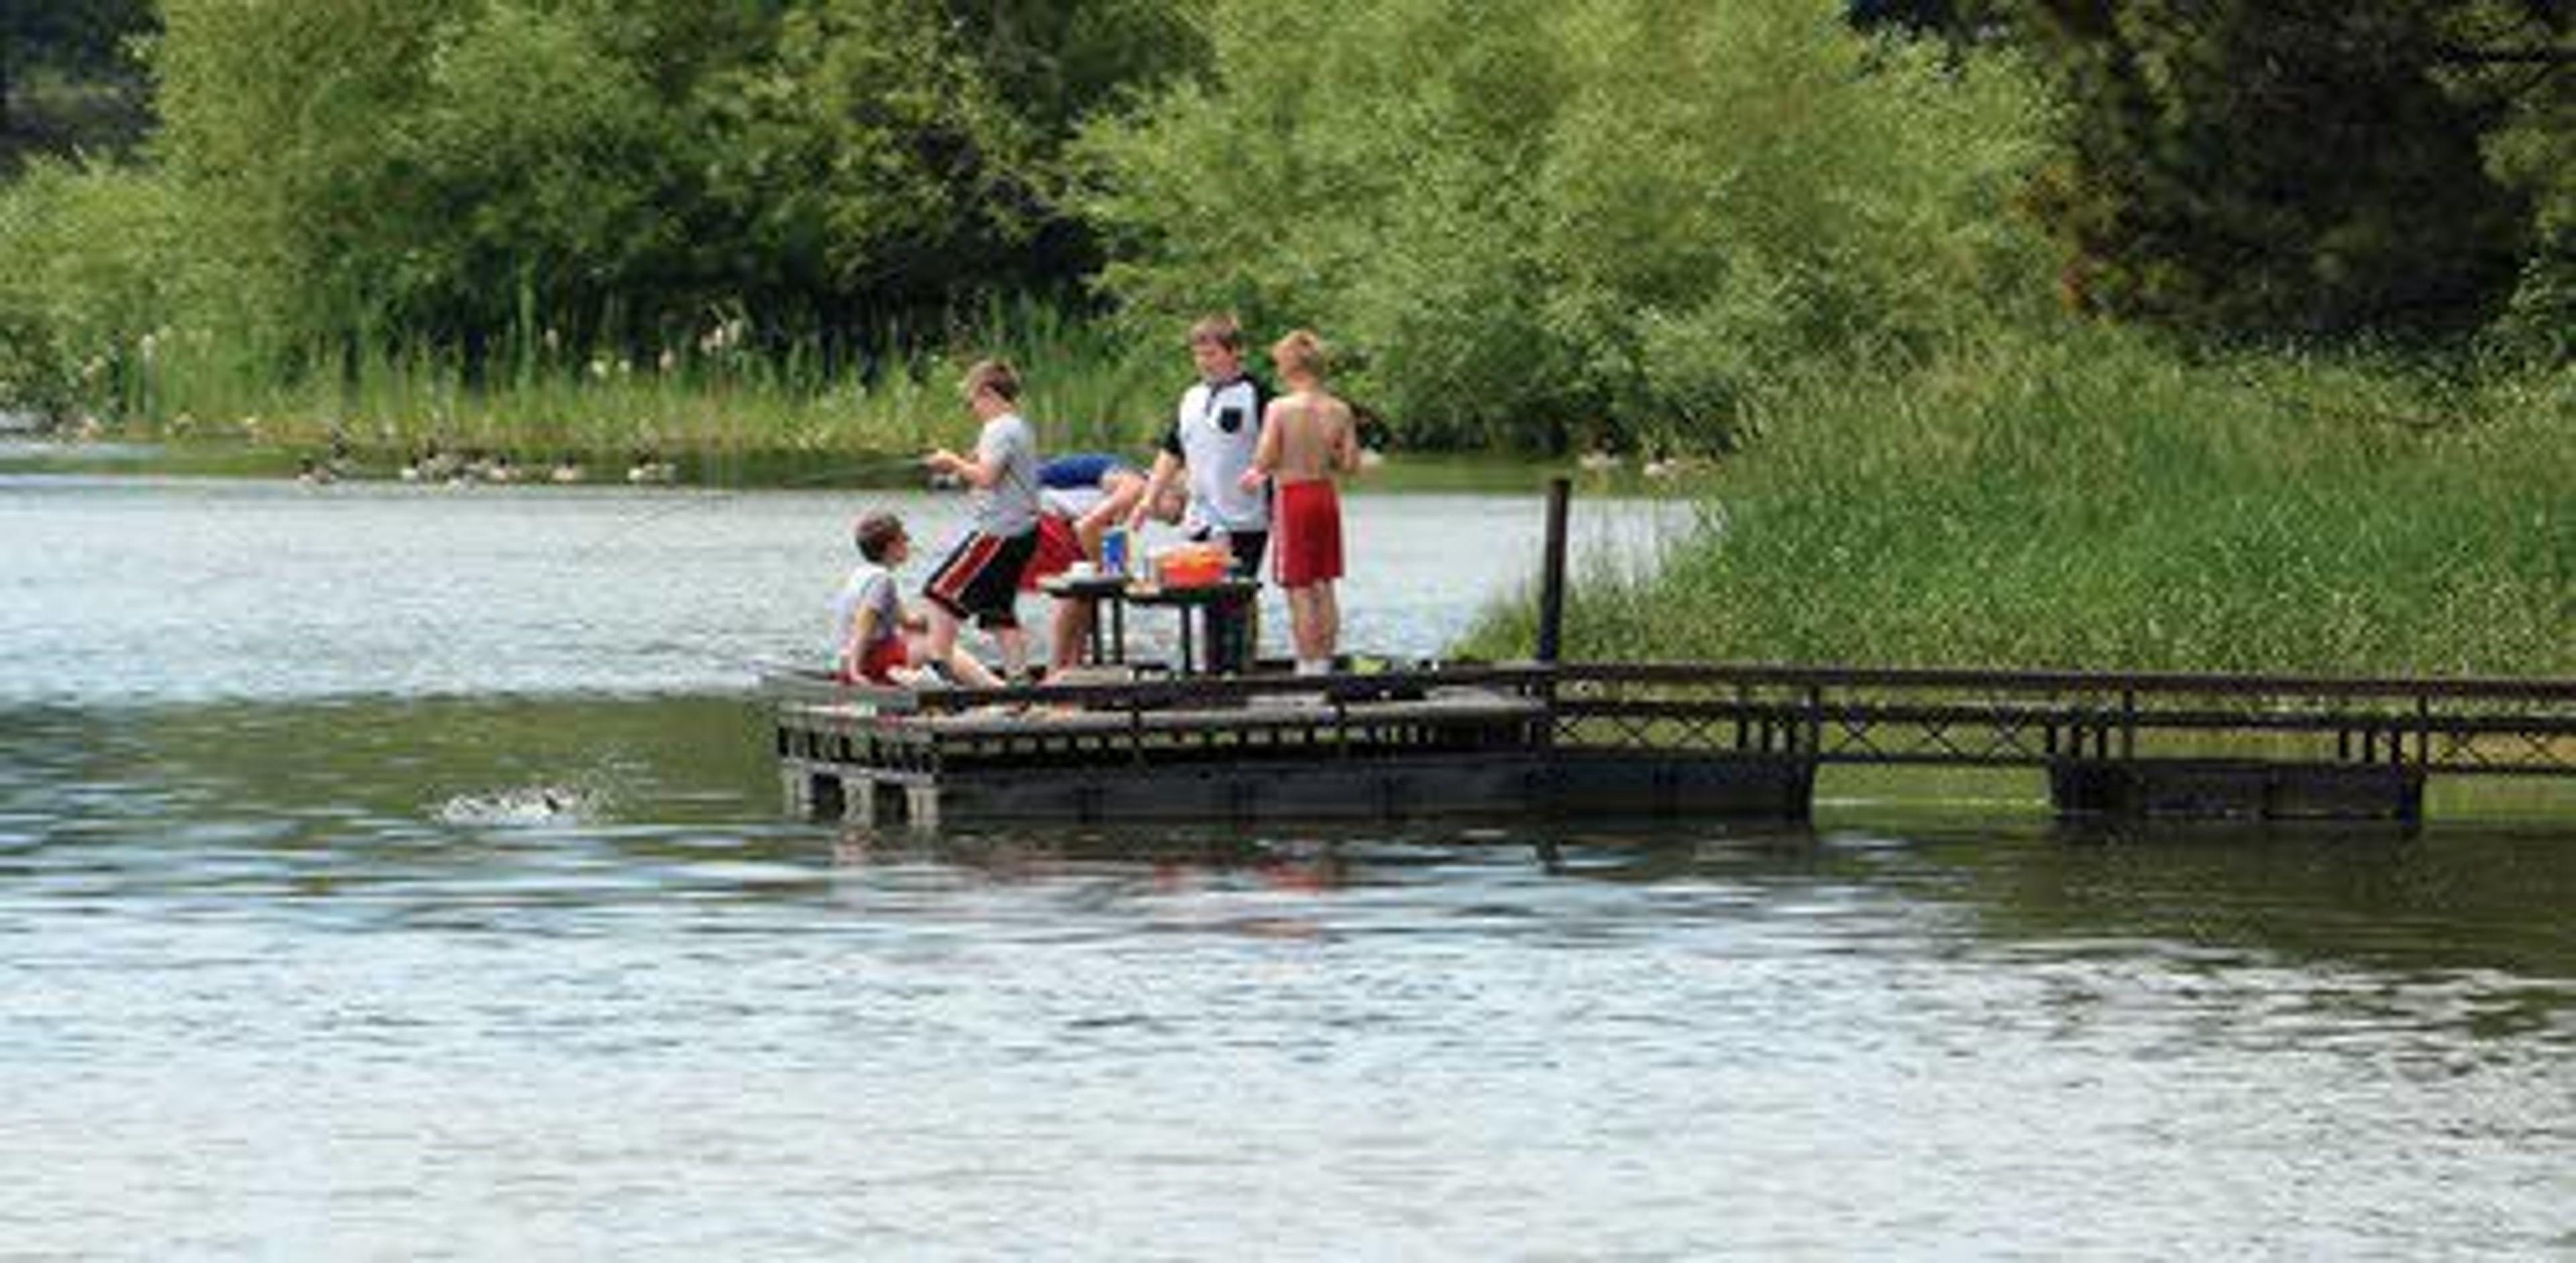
1019, 514, 1084, 591
1272, 478, 1343, 588
842, 634, 908, 685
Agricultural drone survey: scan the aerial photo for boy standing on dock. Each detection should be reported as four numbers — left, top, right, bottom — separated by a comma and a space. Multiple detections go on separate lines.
1240, 330, 1360, 676
1133, 315, 1270, 672
921, 359, 1042, 680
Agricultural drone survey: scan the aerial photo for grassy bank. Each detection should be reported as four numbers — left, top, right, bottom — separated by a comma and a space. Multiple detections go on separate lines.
11, 293, 1642, 493
38, 299, 1188, 478
1467, 327, 2572, 677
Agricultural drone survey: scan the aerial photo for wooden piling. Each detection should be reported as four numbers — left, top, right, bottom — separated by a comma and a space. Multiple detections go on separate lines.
1536, 476, 1571, 664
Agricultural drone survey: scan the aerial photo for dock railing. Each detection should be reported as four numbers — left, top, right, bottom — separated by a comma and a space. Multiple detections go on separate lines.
774, 660, 2575, 776
1545, 662, 2576, 777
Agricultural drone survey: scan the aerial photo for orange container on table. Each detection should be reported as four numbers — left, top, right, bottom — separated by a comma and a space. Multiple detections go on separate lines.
1153, 542, 1230, 588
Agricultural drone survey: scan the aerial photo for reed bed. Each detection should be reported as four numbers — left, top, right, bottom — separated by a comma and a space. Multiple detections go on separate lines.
83, 298, 1178, 479
1470, 328, 2572, 677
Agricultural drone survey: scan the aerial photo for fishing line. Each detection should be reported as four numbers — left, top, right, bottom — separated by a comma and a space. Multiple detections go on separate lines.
551, 454, 936, 563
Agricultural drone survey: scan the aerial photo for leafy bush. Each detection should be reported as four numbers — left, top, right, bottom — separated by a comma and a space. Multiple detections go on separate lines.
0, 159, 197, 417
139, 0, 1201, 362
2018, 0, 2532, 340
1077, 0, 2052, 451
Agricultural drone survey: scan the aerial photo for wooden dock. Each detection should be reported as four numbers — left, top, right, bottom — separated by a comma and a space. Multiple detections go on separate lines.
771, 662, 2576, 829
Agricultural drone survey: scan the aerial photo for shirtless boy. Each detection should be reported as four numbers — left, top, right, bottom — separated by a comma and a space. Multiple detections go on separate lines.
1238, 330, 1360, 676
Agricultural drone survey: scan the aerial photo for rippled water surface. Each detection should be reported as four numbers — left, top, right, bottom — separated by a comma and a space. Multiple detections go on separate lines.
2, 476, 2569, 1258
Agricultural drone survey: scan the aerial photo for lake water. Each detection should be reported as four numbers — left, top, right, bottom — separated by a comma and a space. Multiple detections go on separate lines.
3, 474, 2569, 1258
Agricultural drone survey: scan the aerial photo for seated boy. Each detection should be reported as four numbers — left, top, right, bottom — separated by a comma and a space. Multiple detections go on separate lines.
833, 511, 1002, 689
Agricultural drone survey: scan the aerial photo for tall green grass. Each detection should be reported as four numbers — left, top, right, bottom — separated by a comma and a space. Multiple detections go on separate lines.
1469, 326, 2573, 676
85, 296, 1181, 479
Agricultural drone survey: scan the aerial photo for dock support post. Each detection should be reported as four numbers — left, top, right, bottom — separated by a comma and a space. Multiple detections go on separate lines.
1536, 476, 1571, 664
904, 785, 943, 830
840, 775, 878, 827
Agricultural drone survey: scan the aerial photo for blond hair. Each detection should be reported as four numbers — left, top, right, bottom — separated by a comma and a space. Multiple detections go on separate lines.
960, 358, 1020, 403
1271, 328, 1327, 379
1187, 313, 1244, 351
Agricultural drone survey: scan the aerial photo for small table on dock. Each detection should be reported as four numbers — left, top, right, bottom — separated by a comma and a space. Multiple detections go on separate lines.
1037, 571, 1135, 665
1126, 578, 1260, 676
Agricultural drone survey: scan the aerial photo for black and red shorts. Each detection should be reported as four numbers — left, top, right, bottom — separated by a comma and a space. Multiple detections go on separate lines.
925, 528, 1038, 629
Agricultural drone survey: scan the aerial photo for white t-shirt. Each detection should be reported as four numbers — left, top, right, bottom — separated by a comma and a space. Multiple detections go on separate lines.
970, 412, 1041, 537
1041, 485, 1106, 519
830, 562, 900, 656
1166, 378, 1267, 534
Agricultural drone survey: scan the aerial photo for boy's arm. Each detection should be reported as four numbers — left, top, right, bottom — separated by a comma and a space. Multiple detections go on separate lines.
926, 444, 1004, 489
1333, 404, 1363, 474
1081, 474, 1146, 551
1130, 450, 1181, 529
1240, 399, 1287, 489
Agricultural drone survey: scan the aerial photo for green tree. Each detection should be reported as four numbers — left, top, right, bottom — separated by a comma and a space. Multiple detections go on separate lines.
2020, 0, 2533, 340
1079, 0, 2048, 450
154, 0, 468, 348
140, 0, 1203, 354
698, 0, 1044, 327
380, 1, 701, 346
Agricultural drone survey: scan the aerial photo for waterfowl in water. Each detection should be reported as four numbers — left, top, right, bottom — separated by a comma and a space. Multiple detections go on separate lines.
1641, 452, 1693, 481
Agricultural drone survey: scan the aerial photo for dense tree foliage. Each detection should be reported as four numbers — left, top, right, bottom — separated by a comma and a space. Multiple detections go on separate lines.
0, 0, 2566, 441
129, 0, 1204, 356
2018, 0, 2558, 340
1079, 0, 2049, 449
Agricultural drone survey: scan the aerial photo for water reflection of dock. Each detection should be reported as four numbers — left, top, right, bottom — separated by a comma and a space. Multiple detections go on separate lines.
771, 662, 2576, 830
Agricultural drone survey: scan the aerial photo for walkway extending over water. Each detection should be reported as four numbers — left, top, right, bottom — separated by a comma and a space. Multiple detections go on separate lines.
771, 662, 2576, 829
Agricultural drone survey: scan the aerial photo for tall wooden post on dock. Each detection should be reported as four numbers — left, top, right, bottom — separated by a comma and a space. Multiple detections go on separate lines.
1536, 476, 1571, 664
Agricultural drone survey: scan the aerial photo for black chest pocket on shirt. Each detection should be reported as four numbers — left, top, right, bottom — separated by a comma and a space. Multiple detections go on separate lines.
1217, 406, 1244, 434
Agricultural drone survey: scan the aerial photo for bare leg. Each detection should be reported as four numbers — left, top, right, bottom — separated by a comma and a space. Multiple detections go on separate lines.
945, 647, 1003, 689
899, 623, 998, 689
993, 624, 1028, 679
1283, 586, 1320, 667
924, 603, 963, 670
1315, 581, 1340, 666
1053, 599, 1097, 670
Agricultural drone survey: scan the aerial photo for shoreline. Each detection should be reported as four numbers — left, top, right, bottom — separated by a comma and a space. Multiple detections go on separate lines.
0, 434, 1651, 495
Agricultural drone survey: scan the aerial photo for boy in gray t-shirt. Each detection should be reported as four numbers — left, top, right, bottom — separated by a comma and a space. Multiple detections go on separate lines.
921, 358, 1043, 679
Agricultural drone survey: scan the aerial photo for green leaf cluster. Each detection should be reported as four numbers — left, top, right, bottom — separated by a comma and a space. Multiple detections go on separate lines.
6, 0, 1205, 401
1077, 0, 2053, 451
2017, 0, 2556, 341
